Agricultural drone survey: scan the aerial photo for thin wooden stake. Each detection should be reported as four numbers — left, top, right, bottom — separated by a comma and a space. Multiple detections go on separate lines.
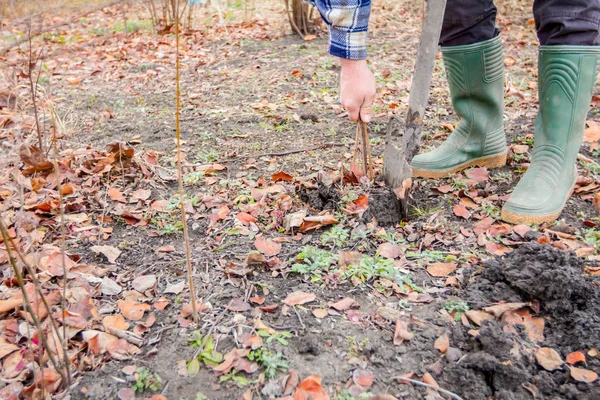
352, 120, 374, 180
175, 0, 199, 325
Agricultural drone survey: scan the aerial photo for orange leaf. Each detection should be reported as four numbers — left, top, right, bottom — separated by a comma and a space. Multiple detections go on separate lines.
393, 320, 413, 345
434, 333, 449, 353
486, 242, 512, 256
293, 375, 329, 400
583, 120, 600, 143
427, 262, 457, 277
236, 212, 256, 225
329, 297, 359, 311
423, 373, 439, 388
108, 188, 126, 203
352, 368, 373, 389
593, 193, 600, 216
464, 310, 494, 326
283, 291, 316, 306
344, 195, 369, 216
566, 351, 586, 365
453, 204, 471, 219
299, 213, 337, 232
117, 300, 150, 321
569, 366, 598, 383
102, 315, 130, 331
254, 236, 282, 257
272, 171, 293, 182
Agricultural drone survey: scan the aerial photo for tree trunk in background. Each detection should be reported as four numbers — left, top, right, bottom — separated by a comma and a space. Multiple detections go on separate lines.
292, 0, 307, 36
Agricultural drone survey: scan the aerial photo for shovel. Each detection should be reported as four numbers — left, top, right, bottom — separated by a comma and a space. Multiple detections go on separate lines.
383, 0, 447, 216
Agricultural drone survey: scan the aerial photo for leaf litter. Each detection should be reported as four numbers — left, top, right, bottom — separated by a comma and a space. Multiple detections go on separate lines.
1, 1, 599, 399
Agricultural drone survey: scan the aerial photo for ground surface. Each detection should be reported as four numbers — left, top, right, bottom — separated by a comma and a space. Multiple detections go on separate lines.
1, 1, 600, 400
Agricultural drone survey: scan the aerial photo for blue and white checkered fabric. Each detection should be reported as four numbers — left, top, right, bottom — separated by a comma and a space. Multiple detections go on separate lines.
306, 0, 372, 59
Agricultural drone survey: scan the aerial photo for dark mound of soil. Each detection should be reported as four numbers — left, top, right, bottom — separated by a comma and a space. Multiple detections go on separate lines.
361, 186, 403, 226
298, 181, 339, 211
440, 244, 600, 400
465, 243, 600, 351
298, 183, 403, 226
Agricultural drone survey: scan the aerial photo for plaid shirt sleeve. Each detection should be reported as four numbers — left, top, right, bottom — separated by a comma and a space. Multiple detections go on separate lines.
306, 0, 372, 60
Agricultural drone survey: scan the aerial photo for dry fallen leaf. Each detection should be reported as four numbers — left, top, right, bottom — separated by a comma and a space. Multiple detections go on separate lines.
465, 167, 489, 183
91, 245, 122, 264
254, 236, 282, 257
312, 309, 328, 319
393, 320, 414, 345
343, 195, 369, 217
108, 188, 127, 203
117, 300, 151, 321
353, 368, 373, 389
583, 120, 600, 143
378, 242, 401, 259
293, 375, 329, 400
236, 212, 257, 226
504, 56, 516, 67
226, 298, 252, 312
535, 347, 564, 371
453, 204, 471, 219
284, 210, 307, 232
566, 351, 586, 365
427, 262, 457, 277
131, 275, 156, 293
272, 171, 293, 182
283, 291, 316, 307
103, 314, 130, 331
434, 333, 449, 354
164, 281, 185, 294
464, 310, 494, 326
299, 212, 338, 232
593, 193, 600, 216
423, 372, 439, 388
483, 302, 528, 318
329, 297, 359, 311
569, 366, 598, 383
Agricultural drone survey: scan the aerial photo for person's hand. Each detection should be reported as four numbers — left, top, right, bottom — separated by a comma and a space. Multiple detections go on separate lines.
339, 59, 376, 123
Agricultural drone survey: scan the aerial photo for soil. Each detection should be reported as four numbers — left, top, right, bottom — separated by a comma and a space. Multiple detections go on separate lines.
4, 1, 600, 400
361, 185, 404, 226
438, 244, 600, 400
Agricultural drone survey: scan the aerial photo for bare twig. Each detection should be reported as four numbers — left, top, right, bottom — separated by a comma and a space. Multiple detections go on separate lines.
175, 0, 198, 325
105, 326, 144, 346
50, 104, 72, 387
27, 19, 44, 152
0, 219, 69, 387
396, 376, 465, 400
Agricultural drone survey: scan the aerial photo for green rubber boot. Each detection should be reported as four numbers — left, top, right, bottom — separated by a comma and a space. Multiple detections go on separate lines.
411, 35, 507, 179
501, 46, 600, 224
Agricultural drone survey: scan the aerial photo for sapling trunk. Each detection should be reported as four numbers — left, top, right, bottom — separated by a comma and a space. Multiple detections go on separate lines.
174, 0, 199, 324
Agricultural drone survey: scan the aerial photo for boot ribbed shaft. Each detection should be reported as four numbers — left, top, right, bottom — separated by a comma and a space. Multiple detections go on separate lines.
411, 35, 507, 178
502, 46, 600, 224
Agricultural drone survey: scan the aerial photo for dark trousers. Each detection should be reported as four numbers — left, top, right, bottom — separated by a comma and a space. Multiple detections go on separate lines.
440, 0, 600, 46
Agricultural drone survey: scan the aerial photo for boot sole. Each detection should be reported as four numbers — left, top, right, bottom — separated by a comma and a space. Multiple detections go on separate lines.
500, 185, 575, 225
411, 152, 507, 179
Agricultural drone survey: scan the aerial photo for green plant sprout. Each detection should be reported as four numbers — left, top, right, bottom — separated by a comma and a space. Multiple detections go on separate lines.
131, 367, 162, 393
